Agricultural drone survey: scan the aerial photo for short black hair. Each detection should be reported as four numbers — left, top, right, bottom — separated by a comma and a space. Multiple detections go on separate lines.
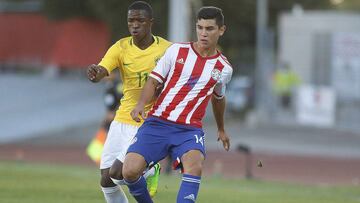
197, 6, 224, 27
128, 1, 153, 18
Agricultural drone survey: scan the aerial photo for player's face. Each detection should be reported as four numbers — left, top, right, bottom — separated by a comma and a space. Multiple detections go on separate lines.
127, 10, 153, 39
196, 19, 225, 49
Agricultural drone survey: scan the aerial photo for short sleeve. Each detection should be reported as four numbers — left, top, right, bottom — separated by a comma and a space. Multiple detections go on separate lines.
98, 41, 123, 73
213, 66, 233, 99
149, 44, 175, 83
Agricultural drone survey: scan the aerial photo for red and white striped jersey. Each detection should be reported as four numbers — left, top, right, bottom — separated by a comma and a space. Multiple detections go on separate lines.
149, 42, 233, 128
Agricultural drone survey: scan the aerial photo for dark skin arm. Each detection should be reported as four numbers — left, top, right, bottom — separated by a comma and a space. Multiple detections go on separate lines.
211, 96, 230, 151
86, 64, 109, 83
130, 77, 160, 122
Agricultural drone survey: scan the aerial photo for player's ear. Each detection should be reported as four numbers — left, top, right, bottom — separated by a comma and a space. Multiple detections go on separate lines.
219, 25, 226, 36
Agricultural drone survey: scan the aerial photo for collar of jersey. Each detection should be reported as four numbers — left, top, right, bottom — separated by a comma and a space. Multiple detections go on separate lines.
129, 35, 159, 51
190, 42, 221, 60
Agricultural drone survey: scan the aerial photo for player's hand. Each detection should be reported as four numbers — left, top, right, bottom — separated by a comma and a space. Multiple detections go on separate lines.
130, 104, 147, 122
217, 130, 230, 151
87, 64, 102, 83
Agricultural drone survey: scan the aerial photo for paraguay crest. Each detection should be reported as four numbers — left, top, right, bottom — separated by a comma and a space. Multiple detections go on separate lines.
211, 68, 222, 81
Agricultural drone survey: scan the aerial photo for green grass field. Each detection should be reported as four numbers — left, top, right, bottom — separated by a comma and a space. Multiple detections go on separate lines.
1, 161, 359, 203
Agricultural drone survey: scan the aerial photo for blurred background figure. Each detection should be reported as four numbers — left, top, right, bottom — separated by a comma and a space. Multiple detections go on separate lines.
226, 76, 254, 119
272, 61, 300, 109
86, 73, 123, 165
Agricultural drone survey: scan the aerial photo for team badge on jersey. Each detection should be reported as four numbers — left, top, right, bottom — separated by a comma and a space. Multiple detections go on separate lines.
211, 68, 222, 81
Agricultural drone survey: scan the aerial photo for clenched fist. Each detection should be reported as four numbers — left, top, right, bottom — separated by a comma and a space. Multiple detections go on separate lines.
87, 64, 107, 83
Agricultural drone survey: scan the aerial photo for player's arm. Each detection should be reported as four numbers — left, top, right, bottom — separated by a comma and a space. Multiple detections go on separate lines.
87, 64, 109, 83
212, 64, 233, 151
211, 95, 230, 151
87, 41, 122, 83
131, 77, 160, 122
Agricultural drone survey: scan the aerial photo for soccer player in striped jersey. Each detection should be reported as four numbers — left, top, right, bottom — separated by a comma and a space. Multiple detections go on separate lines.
123, 6, 232, 203
86, 1, 170, 203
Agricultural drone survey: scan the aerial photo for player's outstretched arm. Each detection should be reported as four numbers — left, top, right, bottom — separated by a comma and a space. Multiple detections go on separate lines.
211, 96, 230, 151
86, 64, 109, 83
131, 77, 160, 122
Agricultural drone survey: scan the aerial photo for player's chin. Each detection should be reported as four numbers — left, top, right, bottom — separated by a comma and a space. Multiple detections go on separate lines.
199, 41, 211, 49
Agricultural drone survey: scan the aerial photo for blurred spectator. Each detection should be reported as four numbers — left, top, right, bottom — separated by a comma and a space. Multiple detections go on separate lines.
272, 62, 301, 109
227, 76, 254, 119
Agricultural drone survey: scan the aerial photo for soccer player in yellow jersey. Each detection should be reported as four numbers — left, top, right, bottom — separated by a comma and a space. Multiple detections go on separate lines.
86, 2, 171, 203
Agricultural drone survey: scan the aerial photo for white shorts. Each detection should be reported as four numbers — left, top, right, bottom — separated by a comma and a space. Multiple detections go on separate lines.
100, 121, 139, 169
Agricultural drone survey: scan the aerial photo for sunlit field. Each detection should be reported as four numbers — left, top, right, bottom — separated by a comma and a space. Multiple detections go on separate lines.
1, 161, 359, 203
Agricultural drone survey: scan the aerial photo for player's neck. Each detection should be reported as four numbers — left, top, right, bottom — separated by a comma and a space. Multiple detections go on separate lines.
193, 42, 217, 58
133, 34, 154, 50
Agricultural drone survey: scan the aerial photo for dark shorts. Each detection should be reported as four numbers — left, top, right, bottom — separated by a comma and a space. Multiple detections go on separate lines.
127, 116, 206, 170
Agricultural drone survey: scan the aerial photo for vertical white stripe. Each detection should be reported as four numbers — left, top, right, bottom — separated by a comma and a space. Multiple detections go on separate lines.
154, 44, 196, 117
183, 58, 218, 123
185, 86, 215, 124
152, 46, 177, 117
168, 59, 215, 121
163, 52, 198, 121
153, 44, 228, 125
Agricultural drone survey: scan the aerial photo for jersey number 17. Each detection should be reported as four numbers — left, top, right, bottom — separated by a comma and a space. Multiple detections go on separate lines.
137, 72, 148, 87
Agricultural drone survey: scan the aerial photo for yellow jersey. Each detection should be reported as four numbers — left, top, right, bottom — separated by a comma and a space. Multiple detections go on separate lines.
99, 36, 171, 126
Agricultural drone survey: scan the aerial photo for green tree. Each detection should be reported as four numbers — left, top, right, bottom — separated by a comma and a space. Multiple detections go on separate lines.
42, 0, 96, 20
42, 0, 360, 72
201, 0, 332, 74
42, 0, 168, 43
87, 0, 168, 43
331, 0, 360, 10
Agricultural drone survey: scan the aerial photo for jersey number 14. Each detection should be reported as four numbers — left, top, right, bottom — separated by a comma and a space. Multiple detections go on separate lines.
194, 134, 204, 146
